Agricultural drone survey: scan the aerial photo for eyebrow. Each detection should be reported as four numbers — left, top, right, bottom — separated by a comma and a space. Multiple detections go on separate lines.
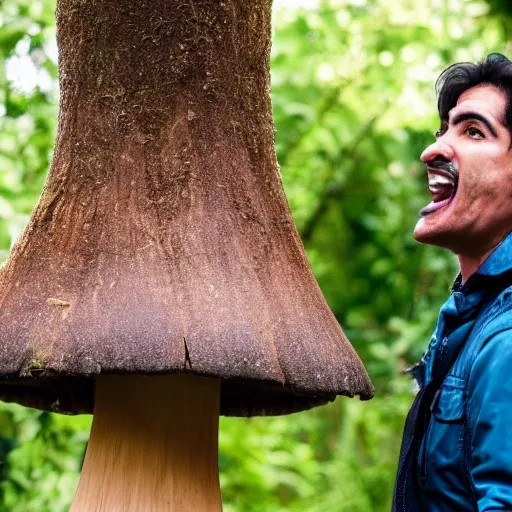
450, 112, 499, 138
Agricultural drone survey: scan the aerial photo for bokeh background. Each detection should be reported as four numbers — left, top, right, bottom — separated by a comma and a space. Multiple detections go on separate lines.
0, 0, 511, 510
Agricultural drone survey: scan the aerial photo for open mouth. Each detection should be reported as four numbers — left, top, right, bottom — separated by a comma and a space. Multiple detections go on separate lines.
419, 163, 458, 217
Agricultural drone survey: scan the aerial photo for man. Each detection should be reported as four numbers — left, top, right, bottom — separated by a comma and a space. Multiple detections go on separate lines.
393, 53, 512, 511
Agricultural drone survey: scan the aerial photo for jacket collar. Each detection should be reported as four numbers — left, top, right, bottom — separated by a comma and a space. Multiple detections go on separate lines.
452, 231, 512, 295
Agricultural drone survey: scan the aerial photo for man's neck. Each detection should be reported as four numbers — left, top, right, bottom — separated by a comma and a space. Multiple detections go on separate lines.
458, 246, 497, 285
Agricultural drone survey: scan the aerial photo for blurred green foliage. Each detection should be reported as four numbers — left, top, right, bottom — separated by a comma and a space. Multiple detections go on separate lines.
0, 0, 509, 510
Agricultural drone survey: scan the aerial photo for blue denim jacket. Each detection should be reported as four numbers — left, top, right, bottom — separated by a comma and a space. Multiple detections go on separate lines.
395, 233, 512, 511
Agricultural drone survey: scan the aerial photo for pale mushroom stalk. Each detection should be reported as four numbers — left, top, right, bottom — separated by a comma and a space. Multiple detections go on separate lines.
0, 0, 374, 510
72, 376, 222, 511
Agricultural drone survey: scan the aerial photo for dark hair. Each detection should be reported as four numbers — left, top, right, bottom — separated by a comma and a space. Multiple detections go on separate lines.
436, 53, 512, 134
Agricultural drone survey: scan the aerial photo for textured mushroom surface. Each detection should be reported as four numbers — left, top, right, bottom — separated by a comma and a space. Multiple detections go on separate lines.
0, 0, 373, 416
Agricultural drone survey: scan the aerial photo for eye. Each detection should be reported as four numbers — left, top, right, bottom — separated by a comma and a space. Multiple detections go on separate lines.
435, 124, 447, 137
466, 126, 484, 139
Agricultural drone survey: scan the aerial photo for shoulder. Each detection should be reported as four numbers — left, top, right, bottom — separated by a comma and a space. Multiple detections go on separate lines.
486, 285, 512, 317
468, 286, 512, 351
466, 326, 512, 405
463, 288, 512, 393
446, 287, 512, 396
471, 329, 512, 374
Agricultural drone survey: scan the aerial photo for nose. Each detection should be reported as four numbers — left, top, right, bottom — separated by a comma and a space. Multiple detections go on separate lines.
420, 138, 455, 164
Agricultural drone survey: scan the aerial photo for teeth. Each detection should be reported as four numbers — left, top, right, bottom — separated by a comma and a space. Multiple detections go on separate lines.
428, 173, 454, 187
427, 171, 456, 197
429, 184, 450, 194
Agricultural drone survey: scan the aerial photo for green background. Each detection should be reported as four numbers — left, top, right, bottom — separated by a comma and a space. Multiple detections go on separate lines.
0, 0, 510, 510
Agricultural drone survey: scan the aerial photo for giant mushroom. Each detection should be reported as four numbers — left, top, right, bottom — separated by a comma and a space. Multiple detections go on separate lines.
0, 0, 374, 510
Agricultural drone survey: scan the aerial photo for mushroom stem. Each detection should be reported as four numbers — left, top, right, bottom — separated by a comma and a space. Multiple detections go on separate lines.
71, 375, 222, 511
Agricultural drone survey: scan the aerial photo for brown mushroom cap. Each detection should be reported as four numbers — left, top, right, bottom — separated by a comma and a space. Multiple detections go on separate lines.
0, 0, 373, 416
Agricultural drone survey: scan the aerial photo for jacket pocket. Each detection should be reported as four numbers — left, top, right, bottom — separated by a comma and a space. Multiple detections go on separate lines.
419, 376, 467, 490
431, 375, 466, 422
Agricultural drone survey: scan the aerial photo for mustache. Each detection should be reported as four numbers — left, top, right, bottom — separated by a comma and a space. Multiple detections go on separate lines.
426, 159, 459, 178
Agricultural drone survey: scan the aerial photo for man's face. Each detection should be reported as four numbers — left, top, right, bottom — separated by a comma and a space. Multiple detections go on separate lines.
414, 84, 512, 257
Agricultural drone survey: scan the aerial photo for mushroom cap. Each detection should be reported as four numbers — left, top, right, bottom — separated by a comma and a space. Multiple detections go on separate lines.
0, 203, 374, 416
